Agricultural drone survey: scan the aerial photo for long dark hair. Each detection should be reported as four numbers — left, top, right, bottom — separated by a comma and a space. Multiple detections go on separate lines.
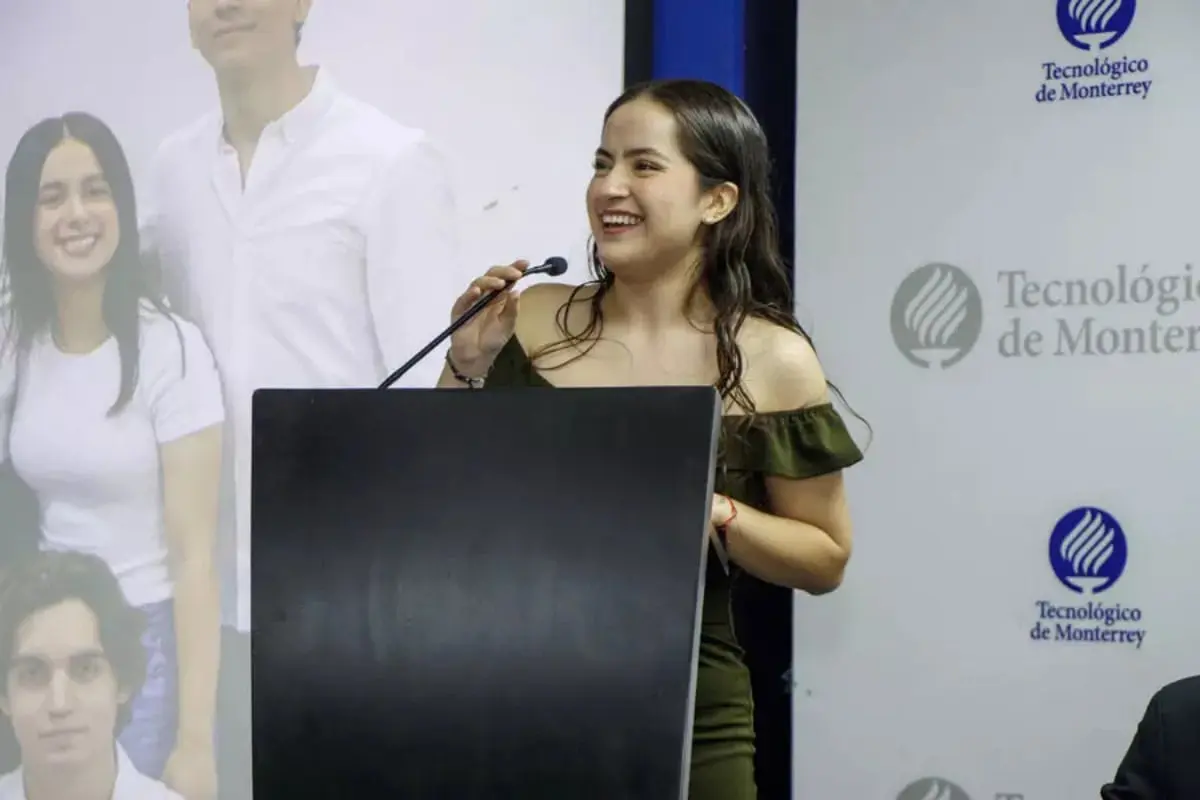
536, 79, 861, 422
1, 112, 176, 414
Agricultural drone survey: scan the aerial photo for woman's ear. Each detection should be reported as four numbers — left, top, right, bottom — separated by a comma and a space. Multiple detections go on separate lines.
701, 182, 739, 225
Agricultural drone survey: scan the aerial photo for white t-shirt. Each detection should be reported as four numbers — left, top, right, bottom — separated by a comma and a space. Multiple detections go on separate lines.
2, 308, 224, 607
0, 744, 183, 800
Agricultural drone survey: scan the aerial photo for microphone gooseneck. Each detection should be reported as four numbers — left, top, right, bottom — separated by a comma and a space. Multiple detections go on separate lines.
377, 257, 567, 390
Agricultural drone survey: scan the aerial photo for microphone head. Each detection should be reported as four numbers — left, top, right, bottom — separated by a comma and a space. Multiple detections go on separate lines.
540, 256, 568, 277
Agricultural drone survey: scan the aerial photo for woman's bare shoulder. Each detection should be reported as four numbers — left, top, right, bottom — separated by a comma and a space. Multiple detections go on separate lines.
739, 317, 830, 412
516, 282, 599, 349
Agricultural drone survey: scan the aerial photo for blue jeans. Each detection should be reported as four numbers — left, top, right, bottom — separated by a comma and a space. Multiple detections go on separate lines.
119, 599, 178, 778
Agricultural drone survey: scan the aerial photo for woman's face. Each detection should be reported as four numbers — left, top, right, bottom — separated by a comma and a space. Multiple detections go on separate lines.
587, 97, 719, 275
33, 138, 119, 284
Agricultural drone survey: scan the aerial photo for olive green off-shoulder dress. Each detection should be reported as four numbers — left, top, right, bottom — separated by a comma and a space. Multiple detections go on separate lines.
483, 336, 864, 800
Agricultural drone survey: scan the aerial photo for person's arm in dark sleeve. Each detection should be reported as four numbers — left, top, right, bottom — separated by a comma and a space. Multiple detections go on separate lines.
1101, 692, 1167, 799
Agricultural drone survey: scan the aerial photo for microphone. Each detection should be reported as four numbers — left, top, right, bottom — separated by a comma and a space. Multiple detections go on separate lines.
377, 257, 568, 390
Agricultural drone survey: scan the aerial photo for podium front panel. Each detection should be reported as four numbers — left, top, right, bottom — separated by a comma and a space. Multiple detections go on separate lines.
251, 386, 720, 799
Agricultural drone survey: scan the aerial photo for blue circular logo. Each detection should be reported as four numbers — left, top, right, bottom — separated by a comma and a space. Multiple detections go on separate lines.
1048, 506, 1128, 594
1057, 0, 1136, 52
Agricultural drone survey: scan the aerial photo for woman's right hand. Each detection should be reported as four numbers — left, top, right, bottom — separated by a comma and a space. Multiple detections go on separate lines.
447, 260, 528, 377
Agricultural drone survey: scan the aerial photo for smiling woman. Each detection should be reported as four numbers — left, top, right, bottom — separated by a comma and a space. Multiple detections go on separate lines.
439, 79, 865, 800
0, 113, 225, 797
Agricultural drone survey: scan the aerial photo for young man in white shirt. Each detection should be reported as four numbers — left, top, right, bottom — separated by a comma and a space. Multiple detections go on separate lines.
0, 551, 183, 800
141, 4, 462, 795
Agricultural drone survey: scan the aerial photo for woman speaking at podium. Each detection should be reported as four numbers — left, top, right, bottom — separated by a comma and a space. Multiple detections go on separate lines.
436, 79, 864, 799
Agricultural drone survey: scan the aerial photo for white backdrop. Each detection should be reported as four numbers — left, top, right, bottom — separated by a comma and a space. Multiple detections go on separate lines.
793, 1, 1200, 798
0, 0, 624, 282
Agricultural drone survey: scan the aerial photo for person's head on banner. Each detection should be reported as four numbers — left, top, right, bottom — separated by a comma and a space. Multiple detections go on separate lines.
0, 552, 169, 797
187, 0, 312, 78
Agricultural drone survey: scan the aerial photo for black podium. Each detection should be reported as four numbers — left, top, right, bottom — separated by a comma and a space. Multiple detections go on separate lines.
251, 386, 721, 799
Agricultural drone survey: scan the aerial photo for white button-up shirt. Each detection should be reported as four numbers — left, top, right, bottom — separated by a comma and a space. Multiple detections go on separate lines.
0, 744, 183, 800
142, 68, 462, 630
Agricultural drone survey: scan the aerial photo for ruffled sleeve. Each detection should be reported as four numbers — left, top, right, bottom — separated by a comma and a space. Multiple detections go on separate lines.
721, 403, 863, 480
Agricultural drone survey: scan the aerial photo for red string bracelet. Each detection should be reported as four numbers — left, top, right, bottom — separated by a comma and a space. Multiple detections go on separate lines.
717, 495, 738, 529
715, 495, 738, 549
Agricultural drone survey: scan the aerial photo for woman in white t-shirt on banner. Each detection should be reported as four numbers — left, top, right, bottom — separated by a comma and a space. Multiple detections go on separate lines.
0, 113, 223, 800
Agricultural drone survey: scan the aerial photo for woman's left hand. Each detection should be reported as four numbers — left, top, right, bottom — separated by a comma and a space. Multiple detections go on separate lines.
163, 740, 218, 800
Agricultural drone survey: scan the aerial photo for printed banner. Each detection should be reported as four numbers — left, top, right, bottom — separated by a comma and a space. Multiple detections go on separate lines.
793, 1, 1197, 797
0, 3, 622, 798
